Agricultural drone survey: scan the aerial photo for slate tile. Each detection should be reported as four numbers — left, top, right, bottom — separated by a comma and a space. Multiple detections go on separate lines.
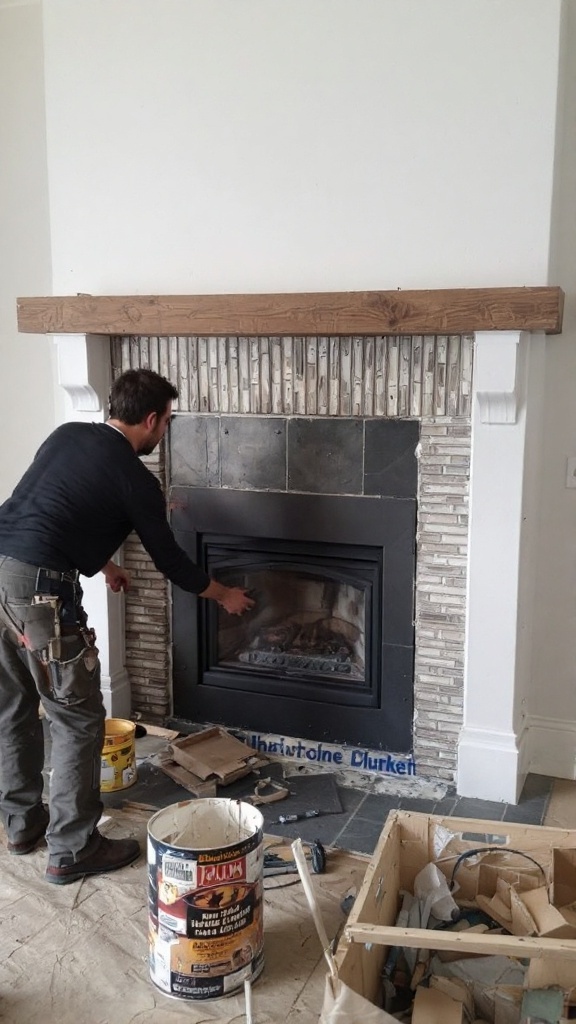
336, 786, 366, 814
452, 797, 506, 822
397, 797, 438, 814
170, 414, 220, 487
518, 773, 553, 801
433, 795, 459, 817
348, 793, 401, 824
288, 418, 363, 494
220, 416, 286, 490
502, 797, 549, 825
364, 419, 420, 498
335, 816, 391, 856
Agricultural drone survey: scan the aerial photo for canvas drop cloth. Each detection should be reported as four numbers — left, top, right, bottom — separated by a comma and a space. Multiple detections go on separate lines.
0, 805, 367, 1024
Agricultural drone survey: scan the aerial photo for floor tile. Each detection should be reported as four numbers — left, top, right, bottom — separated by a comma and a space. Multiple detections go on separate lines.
502, 796, 550, 824
335, 816, 392, 856
348, 793, 401, 824
519, 773, 553, 800
433, 795, 459, 816
452, 797, 506, 822
397, 797, 438, 814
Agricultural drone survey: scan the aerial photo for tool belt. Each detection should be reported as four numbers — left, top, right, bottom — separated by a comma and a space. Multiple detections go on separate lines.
36, 567, 80, 586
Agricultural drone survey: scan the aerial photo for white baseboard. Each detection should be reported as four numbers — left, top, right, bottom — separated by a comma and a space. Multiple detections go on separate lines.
457, 725, 527, 803
522, 715, 576, 781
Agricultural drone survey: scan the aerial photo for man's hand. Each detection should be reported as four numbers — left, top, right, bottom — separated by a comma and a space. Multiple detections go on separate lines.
200, 580, 255, 615
101, 560, 131, 593
218, 586, 255, 616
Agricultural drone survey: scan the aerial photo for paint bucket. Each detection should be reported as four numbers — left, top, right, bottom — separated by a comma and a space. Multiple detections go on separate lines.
147, 798, 264, 1001
100, 718, 137, 792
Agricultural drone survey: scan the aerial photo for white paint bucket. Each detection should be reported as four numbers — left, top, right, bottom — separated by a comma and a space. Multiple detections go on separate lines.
147, 798, 264, 1000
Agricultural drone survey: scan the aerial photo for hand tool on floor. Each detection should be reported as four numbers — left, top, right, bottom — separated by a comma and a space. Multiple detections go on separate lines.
276, 809, 321, 824
263, 839, 326, 876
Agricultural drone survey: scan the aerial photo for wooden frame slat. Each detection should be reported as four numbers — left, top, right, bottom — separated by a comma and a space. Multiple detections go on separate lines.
17, 286, 564, 337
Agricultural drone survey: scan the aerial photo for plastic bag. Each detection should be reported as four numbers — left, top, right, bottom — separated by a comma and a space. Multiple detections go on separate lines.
318, 975, 398, 1023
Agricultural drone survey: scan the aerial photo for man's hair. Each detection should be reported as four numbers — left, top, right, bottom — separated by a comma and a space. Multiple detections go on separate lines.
109, 369, 179, 424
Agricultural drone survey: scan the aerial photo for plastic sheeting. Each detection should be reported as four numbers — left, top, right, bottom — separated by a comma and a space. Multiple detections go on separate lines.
0, 805, 368, 1024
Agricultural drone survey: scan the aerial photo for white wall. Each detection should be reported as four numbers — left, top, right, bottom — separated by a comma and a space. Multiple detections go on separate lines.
527, 0, 576, 777
42, 0, 561, 294
0, 0, 54, 498
6, 0, 576, 787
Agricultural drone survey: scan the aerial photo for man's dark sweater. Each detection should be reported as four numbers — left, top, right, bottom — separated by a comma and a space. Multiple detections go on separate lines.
0, 422, 210, 593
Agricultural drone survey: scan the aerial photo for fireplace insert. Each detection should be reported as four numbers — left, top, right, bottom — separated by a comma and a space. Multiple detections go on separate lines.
170, 489, 415, 751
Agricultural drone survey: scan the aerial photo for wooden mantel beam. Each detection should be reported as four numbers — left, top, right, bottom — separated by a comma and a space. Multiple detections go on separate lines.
17, 286, 564, 337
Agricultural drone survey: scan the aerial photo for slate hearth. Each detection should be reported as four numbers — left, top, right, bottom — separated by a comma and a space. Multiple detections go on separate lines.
169, 415, 419, 752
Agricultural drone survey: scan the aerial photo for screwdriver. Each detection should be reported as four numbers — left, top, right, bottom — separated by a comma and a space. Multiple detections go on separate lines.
277, 809, 321, 824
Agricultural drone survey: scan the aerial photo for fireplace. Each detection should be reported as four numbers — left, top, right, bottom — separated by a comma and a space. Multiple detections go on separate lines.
119, 333, 470, 786
171, 485, 416, 750
21, 285, 561, 801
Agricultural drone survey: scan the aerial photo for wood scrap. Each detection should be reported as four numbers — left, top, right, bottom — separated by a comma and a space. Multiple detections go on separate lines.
159, 755, 218, 797
168, 726, 269, 784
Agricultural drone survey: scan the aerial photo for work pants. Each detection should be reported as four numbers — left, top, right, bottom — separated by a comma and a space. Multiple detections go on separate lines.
0, 556, 105, 863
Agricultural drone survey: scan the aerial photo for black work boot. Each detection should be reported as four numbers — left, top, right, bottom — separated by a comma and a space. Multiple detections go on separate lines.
45, 830, 140, 885
7, 804, 50, 856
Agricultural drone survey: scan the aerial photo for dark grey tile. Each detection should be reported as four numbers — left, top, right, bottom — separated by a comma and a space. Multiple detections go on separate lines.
101, 761, 194, 810
433, 795, 459, 816
364, 420, 420, 498
502, 794, 550, 825
170, 414, 220, 487
335, 816, 392, 856
348, 793, 401, 824
220, 416, 286, 490
519, 773, 553, 800
452, 797, 506, 821
260, 809, 346, 847
288, 419, 363, 495
336, 786, 366, 814
397, 797, 438, 814
501, 773, 552, 825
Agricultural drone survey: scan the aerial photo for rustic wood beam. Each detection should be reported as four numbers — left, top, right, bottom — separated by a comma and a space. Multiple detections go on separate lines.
17, 286, 564, 337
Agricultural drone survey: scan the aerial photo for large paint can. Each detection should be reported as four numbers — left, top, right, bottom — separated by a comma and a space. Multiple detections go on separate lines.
147, 798, 264, 1001
100, 718, 137, 792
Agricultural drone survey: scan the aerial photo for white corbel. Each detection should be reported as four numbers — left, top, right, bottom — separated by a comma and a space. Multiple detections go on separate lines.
53, 333, 110, 413
474, 331, 523, 424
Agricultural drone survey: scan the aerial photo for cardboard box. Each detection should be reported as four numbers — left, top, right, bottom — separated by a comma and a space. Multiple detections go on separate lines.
516, 886, 576, 939
333, 811, 576, 1010
553, 847, 576, 912
159, 726, 271, 797
412, 985, 464, 1023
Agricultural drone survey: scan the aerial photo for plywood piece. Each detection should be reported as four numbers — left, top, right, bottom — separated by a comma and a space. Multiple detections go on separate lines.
159, 757, 218, 797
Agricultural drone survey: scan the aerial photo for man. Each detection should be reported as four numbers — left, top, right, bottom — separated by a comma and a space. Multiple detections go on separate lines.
0, 368, 254, 884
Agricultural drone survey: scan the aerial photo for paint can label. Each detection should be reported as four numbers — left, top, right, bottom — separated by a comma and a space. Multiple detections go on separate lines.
148, 799, 264, 1000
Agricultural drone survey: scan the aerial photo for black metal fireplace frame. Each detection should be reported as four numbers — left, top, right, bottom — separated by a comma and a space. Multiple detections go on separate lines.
170, 488, 416, 752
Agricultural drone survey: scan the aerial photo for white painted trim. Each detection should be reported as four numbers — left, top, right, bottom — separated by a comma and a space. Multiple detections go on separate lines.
474, 331, 520, 423
523, 715, 576, 781
54, 334, 130, 719
459, 330, 527, 803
